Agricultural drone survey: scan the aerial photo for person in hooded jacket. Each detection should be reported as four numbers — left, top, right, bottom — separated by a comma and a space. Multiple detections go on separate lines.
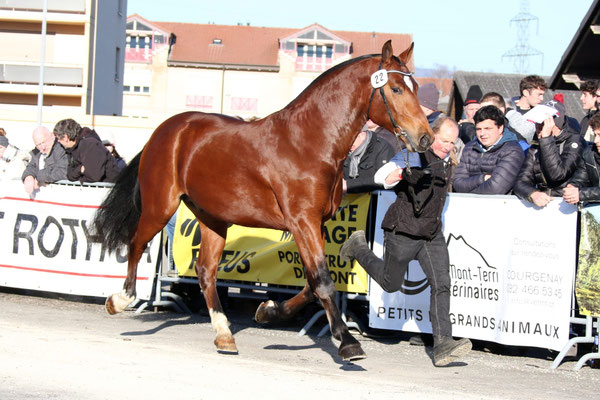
53, 118, 120, 183
513, 100, 584, 207
452, 105, 525, 194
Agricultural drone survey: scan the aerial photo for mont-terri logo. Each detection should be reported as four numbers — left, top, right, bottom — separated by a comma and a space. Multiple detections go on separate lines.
400, 233, 495, 295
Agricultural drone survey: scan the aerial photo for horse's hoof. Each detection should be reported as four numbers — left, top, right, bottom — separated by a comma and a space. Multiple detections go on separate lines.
254, 300, 281, 324
339, 342, 367, 362
215, 334, 238, 354
105, 290, 135, 315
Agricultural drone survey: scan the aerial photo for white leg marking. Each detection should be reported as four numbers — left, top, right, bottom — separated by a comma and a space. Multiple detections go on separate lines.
209, 309, 231, 335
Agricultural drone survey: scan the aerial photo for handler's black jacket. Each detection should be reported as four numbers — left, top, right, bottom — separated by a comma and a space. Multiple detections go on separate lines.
568, 145, 600, 202
381, 149, 454, 240
513, 125, 584, 199
66, 127, 120, 183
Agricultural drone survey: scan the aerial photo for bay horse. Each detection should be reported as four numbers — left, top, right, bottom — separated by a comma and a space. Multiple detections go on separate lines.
93, 40, 433, 362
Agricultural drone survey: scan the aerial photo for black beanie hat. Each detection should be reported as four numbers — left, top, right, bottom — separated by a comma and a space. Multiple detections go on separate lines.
465, 85, 483, 105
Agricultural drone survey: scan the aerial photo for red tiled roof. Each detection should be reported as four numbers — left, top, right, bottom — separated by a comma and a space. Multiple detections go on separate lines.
149, 20, 413, 68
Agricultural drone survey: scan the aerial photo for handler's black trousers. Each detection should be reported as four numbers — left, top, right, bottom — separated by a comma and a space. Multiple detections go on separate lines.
353, 230, 452, 337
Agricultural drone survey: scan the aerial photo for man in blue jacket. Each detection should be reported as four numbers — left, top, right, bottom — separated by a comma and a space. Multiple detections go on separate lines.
453, 106, 525, 194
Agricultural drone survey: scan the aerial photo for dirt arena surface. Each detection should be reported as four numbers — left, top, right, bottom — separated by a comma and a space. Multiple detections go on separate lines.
0, 289, 598, 400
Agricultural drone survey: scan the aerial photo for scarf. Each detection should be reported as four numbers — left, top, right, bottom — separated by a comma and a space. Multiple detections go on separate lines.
348, 130, 372, 178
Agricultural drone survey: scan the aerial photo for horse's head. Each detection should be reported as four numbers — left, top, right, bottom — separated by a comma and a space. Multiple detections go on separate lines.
367, 41, 434, 153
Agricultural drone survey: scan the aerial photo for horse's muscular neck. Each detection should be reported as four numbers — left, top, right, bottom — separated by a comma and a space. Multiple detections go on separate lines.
283, 57, 376, 162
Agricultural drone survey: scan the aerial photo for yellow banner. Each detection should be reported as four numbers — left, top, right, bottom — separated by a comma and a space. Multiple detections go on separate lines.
172, 193, 371, 293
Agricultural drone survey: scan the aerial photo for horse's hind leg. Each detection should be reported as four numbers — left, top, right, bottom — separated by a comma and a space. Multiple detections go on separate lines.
255, 282, 315, 322
187, 206, 237, 353
106, 213, 171, 314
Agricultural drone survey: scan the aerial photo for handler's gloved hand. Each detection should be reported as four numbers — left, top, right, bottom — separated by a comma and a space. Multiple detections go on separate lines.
401, 166, 431, 186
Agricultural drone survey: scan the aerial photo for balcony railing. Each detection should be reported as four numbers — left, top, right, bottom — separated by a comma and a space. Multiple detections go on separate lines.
0, 63, 82, 86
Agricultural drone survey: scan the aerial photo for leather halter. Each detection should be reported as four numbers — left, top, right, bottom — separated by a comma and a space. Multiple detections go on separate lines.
366, 60, 416, 149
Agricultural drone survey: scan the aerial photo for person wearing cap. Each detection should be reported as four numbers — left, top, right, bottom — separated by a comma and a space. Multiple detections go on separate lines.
22, 126, 68, 198
453, 105, 525, 194
458, 85, 482, 144
0, 133, 30, 181
53, 118, 121, 183
418, 83, 443, 127
564, 112, 600, 204
579, 79, 600, 142
342, 123, 395, 194
514, 100, 584, 207
339, 116, 472, 367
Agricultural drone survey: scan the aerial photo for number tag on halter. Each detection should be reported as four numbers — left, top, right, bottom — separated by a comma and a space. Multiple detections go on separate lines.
370, 69, 388, 88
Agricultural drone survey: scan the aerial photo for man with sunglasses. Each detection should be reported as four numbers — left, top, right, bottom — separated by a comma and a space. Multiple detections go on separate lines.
21, 126, 68, 198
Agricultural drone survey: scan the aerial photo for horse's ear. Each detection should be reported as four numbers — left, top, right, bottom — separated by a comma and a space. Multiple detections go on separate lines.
398, 42, 415, 65
381, 40, 393, 64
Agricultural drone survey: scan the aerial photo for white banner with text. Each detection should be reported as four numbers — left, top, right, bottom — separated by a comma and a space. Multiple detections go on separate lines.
369, 192, 577, 351
0, 181, 158, 299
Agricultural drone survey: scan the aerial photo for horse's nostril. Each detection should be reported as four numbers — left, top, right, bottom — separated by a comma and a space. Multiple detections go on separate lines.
419, 134, 433, 149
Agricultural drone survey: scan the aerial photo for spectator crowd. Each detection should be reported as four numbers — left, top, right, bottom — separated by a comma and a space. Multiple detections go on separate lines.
1, 119, 126, 198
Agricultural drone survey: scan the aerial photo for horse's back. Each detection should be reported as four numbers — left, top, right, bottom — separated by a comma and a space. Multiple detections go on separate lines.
139, 112, 288, 229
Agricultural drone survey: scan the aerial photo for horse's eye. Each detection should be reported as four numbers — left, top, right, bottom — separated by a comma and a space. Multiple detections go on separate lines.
391, 87, 403, 94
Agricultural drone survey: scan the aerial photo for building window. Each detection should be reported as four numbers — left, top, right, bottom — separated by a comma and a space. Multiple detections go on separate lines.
123, 85, 130, 92
212, 38, 222, 45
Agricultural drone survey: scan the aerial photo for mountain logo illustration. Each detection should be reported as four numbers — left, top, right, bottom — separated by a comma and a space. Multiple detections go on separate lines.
399, 233, 495, 295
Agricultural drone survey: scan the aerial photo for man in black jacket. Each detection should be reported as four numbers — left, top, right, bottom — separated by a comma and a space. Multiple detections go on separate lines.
514, 100, 584, 207
564, 112, 600, 204
53, 119, 120, 183
339, 116, 471, 367
342, 124, 395, 194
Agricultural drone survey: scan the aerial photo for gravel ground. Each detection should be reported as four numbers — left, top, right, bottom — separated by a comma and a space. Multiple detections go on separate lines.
0, 288, 598, 400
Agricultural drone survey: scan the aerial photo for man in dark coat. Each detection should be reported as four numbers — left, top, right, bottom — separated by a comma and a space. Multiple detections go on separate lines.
514, 100, 584, 207
564, 112, 600, 204
53, 119, 120, 183
578, 79, 599, 142
339, 116, 471, 367
342, 124, 395, 194
453, 106, 525, 194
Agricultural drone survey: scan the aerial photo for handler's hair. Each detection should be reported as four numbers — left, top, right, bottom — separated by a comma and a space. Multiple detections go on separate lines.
474, 105, 505, 128
590, 112, 600, 131
53, 118, 82, 141
581, 79, 600, 95
519, 75, 547, 95
480, 92, 506, 110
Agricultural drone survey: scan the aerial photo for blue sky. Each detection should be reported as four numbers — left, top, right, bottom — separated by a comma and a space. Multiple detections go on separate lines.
127, 0, 593, 76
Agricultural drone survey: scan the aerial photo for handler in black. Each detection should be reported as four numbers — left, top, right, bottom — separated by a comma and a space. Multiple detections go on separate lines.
53, 118, 121, 183
339, 116, 472, 367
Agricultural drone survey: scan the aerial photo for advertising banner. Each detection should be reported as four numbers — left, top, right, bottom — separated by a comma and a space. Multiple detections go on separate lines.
172, 193, 371, 293
0, 181, 158, 299
575, 204, 600, 316
369, 192, 577, 351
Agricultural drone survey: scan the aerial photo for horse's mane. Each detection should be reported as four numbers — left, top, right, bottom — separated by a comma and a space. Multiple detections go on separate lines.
285, 53, 405, 108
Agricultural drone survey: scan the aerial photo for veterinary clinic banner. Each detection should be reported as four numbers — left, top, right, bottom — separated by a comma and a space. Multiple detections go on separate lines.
576, 204, 600, 316
172, 193, 371, 293
0, 181, 158, 300
369, 192, 577, 351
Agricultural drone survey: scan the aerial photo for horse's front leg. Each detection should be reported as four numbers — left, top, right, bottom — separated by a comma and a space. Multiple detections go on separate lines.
196, 220, 237, 354
259, 221, 366, 361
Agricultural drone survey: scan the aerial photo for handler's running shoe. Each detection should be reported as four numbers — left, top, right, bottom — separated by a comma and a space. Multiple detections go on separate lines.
433, 336, 472, 367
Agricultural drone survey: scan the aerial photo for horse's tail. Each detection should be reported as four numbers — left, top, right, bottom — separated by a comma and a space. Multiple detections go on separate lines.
93, 152, 143, 253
